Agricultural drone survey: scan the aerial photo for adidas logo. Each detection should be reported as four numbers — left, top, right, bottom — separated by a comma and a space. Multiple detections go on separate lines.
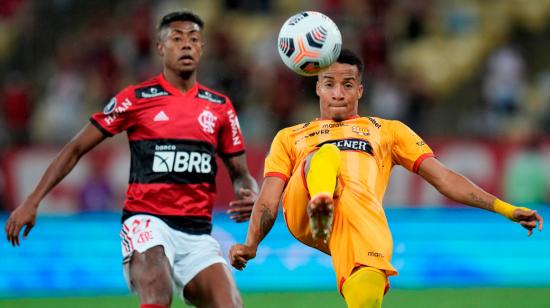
154, 110, 169, 121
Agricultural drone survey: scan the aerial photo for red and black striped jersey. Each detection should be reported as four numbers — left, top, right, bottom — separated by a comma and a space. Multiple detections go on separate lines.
90, 74, 245, 233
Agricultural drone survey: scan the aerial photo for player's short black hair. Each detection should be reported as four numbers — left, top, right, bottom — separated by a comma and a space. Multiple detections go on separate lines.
336, 49, 363, 78
157, 10, 204, 34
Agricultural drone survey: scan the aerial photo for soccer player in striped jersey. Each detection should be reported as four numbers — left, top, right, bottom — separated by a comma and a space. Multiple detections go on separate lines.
229, 49, 543, 308
5, 10, 257, 308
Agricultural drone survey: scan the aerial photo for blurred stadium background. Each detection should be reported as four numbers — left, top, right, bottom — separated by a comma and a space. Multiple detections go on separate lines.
1, 0, 550, 307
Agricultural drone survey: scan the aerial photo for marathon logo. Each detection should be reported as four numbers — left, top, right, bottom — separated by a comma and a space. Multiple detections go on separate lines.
197, 89, 226, 104
104, 98, 132, 125
227, 110, 241, 146
318, 138, 373, 155
322, 123, 346, 129
153, 146, 212, 174
135, 85, 170, 99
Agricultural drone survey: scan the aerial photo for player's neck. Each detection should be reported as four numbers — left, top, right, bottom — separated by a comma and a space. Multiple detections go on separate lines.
163, 68, 197, 93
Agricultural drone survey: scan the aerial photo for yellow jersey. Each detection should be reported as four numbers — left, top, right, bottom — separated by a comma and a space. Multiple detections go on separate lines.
263, 116, 434, 291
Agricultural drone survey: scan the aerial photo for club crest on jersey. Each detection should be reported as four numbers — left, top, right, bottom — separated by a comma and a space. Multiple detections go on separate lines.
103, 97, 117, 115
317, 138, 374, 155
197, 89, 226, 104
198, 110, 217, 134
135, 85, 170, 99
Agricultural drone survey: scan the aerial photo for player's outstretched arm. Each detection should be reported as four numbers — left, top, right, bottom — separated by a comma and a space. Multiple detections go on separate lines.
418, 157, 543, 236
4, 123, 106, 246
222, 154, 259, 223
229, 176, 285, 270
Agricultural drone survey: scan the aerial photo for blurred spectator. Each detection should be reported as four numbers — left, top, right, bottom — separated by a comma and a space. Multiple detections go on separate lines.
78, 153, 115, 212
402, 0, 432, 41
483, 44, 526, 134
360, 21, 389, 77
1, 71, 32, 145
504, 134, 549, 206
368, 72, 407, 120
31, 39, 87, 144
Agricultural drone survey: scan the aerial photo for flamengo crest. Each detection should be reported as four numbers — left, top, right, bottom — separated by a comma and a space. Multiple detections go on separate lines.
198, 110, 217, 134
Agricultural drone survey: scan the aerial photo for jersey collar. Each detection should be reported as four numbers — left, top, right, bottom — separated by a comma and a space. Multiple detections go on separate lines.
316, 114, 360, 121
158, 73, 199, 97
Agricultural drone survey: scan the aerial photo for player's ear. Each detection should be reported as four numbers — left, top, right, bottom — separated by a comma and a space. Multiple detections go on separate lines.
316, 80, 321, 97
357, 83, 364, 99
156, 40, 164, 57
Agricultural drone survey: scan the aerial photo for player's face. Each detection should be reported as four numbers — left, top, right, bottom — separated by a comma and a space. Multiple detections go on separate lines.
157, 21, 203, 75
316, 63, 363, 121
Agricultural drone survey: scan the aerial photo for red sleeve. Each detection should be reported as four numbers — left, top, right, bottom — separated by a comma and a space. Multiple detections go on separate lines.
90, 86, 137, 136
218, 99, 245, 157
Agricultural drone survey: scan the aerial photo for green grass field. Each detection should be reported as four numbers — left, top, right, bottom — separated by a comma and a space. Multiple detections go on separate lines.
1, 288, 549, 308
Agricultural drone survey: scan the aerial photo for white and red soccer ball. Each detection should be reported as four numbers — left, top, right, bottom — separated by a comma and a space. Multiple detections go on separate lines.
277, 11, 342, 76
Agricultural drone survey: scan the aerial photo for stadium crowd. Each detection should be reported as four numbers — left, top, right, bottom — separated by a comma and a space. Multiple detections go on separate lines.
1, 0, 550, 211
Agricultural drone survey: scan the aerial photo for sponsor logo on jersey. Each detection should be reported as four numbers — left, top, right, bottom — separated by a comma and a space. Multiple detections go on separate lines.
318, 138, 374, 155
416, 140, 426, 146
103, 97, 117, 114
197, 89, 226, 104
294, 129, 330, 144
154, 110, 169, 122
135, 85, 170, 99
322, 123, 346, 129
227, 110, 241, 146
352, 126, 370, 136
152, 146, 213, 174
368, 117, 381, 128
104, 98, 132, 125
368, 251, 384, 258
198, 110, 217, 134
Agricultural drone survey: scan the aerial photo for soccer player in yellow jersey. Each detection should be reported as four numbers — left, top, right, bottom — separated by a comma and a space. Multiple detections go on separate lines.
229, 50, 544, 307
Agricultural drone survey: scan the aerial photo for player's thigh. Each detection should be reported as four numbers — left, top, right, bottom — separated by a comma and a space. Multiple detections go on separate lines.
184, 263, 242, 308
129, 245, 173, 288
121, 215, 176, 294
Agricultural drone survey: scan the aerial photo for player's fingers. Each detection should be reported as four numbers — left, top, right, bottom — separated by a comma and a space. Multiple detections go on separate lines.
229, 212, 251, 221
10, 223, 21, 246
5, 219, 12, 242
536, 213, 544, 231
240, 188, 251, 196
228, 204, 252, 213
230, 213, 251, 223
520, 220, 536, 230
23, 223, 34, 239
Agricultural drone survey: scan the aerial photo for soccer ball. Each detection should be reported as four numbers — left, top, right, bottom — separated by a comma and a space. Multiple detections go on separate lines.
277, 11, 342, 76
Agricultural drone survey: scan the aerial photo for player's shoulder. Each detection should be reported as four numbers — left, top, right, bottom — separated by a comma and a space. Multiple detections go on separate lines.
196, 83, 229, 105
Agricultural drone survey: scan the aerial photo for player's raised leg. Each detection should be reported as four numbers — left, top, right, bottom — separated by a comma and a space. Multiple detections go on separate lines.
306, 143, 341, 242
129, 246, 173, 308
342, 266, 387, 308
184, 263, 242, 308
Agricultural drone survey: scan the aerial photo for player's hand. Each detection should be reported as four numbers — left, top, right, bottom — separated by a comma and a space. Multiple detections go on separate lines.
5, 199, 38, 246
229, 243, 257, 270
512, 208, 544, 236
228, 188, 257, 223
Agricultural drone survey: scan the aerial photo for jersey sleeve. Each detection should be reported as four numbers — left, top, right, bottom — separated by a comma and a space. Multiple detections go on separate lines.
217, 100, 246, 157
90, 86, 136, 136
390, 120, 434, 173
264, 129, 293, 183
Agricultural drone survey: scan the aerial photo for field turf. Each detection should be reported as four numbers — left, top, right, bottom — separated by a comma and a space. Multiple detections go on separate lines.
1, 288, 549, 308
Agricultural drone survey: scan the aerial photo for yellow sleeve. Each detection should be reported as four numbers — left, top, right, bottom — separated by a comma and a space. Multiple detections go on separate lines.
264, 129, 294, 182
390, 120, 434, 173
